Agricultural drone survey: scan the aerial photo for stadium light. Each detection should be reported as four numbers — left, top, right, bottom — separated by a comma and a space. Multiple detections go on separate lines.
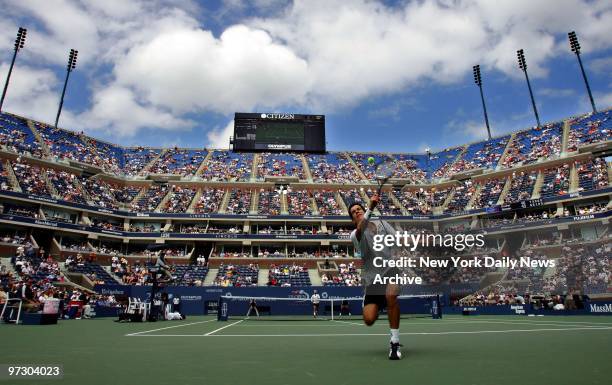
0, 27, 27, 113
473, 65, 492, 140
54, 48, 78, 128
568, 31, 597, 113
517, 49, 541, 128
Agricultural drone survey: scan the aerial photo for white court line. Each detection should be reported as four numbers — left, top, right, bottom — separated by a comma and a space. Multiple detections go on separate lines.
338, 318, 606, 328
129, 325, 612, 337
125, 319, 216, 336
332, 319, 364, 327
204, 319, 244, 336
455, 317, 612, 326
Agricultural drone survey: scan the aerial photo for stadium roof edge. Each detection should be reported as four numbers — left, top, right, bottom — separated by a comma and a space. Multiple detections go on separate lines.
2, 107, 610, 156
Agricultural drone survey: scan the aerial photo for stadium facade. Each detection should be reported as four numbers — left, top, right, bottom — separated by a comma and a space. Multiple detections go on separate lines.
0, 107, 609, 302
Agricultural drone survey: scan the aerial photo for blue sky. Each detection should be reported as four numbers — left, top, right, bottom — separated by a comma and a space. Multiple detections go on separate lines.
0, 0, 610, 153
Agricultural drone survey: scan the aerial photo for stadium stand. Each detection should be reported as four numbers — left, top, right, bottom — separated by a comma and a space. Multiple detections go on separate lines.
0, 113, 43, 157
148, 148, 207, 176
257, 152, 304, 180
567, 110, 611, 151
202, 150, 253, 181
502, 123, 563, 168
306, 153, 361, 183
0, 108, 608, 299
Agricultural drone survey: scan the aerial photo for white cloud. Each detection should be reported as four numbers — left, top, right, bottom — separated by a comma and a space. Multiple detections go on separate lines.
76, 84, 194, 137
206, 119, 234, 149
114, 24, 312, 114
1, 0, 610, 142
0, 63, 61, 122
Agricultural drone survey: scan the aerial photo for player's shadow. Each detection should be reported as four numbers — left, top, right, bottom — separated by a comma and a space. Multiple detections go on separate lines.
348, 344, 457, 360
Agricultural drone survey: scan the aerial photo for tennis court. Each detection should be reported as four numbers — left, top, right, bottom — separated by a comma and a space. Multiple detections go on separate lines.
3, 315, 611, 385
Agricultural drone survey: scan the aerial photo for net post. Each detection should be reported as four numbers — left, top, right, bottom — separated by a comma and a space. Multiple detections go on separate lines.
331, 298, 334, 320
431, 294, 442, 319
217, 296, 228, 321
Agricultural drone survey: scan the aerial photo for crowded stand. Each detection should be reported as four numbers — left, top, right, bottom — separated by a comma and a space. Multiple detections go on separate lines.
202, 150, 252, 181
64, 253, 116, 285
502, 123, 563, 168
391, 154, 427, 183
447, 136, 510, 174
192, 188, 226, 214
214, 263, 259, 287
306, 153, 361, 183
394, 188, 433, 215
0, 162, 11, 191
313, 190, 344, 215
160, 185, 196, 213
504, 250, 548, 292
322, 262, 361, 286
540, 164, 570, 198
45, 168, 88, 204
37, 125, 121, 173
0, 107, 609, 304
567, 110, 611, 151
364, 188, 402, 215
445, 181, 475, 213
82, 138, 123, 174
348, 153, 388, 180
0, 113, 43, 157
258, 188, 281, 215
147, 148, 207, 176
84, 178, 120, 209
503, 171, 537, 204
130, 184, 169, 212
427, 148, 463, 179
11, 161, 51, 197
543, 243, 610, 295
267, 264, 311, 286
339, 188, 365, 208
576, 157, 609, 192
226, 189, 252, 214
122, 147, 161, 176
472, 178, 505, 209
287, 189, 314, 215
257, 152, 304, 179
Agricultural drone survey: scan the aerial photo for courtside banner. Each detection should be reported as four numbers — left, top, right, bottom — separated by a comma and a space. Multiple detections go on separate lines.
588, 301, 612, 314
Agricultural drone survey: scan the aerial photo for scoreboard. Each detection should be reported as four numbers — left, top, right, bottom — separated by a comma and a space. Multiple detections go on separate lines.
232, 113, 325, 152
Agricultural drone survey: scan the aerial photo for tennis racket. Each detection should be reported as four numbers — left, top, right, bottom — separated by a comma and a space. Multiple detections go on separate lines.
374, 159, 396, 196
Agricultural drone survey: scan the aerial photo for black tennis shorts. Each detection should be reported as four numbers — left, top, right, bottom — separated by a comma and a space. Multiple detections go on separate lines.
363, 293, 387, 309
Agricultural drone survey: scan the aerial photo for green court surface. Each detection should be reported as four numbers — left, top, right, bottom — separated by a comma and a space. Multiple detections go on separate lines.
2, 315, 612, 385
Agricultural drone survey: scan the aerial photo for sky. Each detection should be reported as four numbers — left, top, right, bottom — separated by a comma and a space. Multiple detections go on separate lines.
0, 0, 610, 153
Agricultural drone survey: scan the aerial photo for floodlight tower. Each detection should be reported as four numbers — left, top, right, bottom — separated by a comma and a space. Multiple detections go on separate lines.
473, 65, 492, 140
568, 31, 597, 113
54, 49, 78, 128
517, 49, 541, 128
0, 27, 27, 112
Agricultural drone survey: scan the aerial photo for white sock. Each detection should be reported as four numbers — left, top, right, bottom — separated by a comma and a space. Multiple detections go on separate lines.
390, 329, 400, 344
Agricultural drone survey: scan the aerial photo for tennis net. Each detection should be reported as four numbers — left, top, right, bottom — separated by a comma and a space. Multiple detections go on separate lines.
217, 294, 442, 321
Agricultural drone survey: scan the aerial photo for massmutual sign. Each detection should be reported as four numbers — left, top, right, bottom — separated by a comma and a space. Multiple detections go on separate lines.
589, 303, 612, 313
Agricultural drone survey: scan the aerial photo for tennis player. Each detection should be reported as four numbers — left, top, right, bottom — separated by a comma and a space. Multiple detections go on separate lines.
155, 251, 174, 282
349, 196, 402, 360
311, 290, 320, 318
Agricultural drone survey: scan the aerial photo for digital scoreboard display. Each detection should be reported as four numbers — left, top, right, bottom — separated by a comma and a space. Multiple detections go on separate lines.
232, 113, 325, 152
